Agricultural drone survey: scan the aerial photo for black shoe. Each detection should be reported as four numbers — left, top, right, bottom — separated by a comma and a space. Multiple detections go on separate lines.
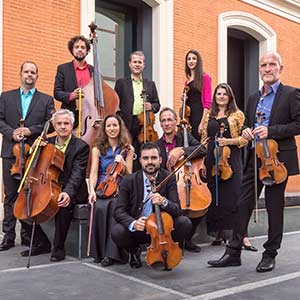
243, 244, 258, 252
208, 253, 241, 267
256, 256, 275, 273
185, 241, 201, 252
0, 238, 15, 251
50, 248, 65, 262
130, 247, 142, 268
20, 244, 51, 257
101, 257, 114, 267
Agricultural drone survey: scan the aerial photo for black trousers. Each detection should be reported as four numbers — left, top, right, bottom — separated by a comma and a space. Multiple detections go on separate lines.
130, 116, 141, 172
111, 215, 192, 252
227, 150, 287, 258
2, 158, 29, 242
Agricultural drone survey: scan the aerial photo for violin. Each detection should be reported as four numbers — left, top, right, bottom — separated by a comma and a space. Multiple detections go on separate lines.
145, 177, 182, 271
178, 86, 191, 130
138, 89, 158, 144
174, 92, 211, 218
255, 112, 287, 185
211, 122, 233, 181
97, 145, 130, 198
14, 120, 65, 225
10, 119, 30, 180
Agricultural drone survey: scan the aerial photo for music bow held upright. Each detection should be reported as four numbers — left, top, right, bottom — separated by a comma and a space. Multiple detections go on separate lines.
138, 89, 158, 143
255, 111, 287, 185
145, 178, 182, 271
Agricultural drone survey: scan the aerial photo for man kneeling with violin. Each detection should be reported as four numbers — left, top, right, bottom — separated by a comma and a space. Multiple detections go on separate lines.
20, 109, 89, 261
111, 142, 192, 269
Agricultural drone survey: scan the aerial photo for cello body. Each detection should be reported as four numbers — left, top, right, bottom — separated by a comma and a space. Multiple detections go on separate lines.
14, 143, 64, 224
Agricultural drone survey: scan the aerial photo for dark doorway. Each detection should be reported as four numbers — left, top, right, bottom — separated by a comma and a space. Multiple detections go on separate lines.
227, 28, 259, 112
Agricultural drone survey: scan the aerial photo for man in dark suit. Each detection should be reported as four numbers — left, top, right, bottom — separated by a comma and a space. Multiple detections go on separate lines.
54, 35, 93, 128
20, 109, 89, 261
0, 61, 54, 251
208, 52, 300, 272
156, 107, 207, 252
114, 51, 160, 169
112, 142, 192, 268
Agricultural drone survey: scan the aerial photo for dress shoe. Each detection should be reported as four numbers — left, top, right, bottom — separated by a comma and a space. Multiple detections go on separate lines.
256, 256, 275, 273
0, 238, 15, 251
21, 245, 51, 257
243, 244, 258, 252
130, 247, 142, 268
101, 257, 114, 267
50, 248, 65, 262
185, 240, 201, 252
208, 253, 241, 267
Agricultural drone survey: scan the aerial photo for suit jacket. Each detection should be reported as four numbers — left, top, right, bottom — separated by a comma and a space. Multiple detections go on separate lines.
244, 83, 300, 175
53, 61, 94, 114
114, 169, 181, 228
156, 132, 207, 170
48, 135, 89, 204
114, 77, 160, 130
0, 88, 54, 158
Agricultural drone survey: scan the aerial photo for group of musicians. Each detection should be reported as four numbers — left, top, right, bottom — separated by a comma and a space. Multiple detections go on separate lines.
0, 33, 300, 273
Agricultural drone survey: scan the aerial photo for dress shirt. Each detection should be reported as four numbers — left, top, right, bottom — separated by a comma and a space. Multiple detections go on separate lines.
20, 87, 36, 119
131, 75, 144, 115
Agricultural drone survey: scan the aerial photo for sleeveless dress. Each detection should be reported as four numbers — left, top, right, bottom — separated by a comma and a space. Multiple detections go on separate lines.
205, 117, 243, 236
90, 146, 128, 263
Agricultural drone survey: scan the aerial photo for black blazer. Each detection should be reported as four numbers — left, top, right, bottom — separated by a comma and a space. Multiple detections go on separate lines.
114, 77, 160, 130
53, 61, 94, 113
48, 135, 89, 204
114, 169, 181, 228
156, 132, 207, 170
244, 83, 300, 175
0, 88, 54, 158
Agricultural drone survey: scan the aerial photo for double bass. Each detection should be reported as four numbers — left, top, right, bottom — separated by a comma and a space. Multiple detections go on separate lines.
75, 22, 119, 147
174, 88, 211, 218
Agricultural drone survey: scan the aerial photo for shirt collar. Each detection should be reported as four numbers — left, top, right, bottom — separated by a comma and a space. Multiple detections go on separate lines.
162, 133, 176, 144
131, 74, 142, 83
73, 60, 88, 70
142, 171, 158, 187
259, 80, 280, 96
20, 87, 36, 96
55, 134, 72, 152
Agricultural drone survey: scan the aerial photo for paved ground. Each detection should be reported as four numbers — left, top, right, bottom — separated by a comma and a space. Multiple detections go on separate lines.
1, 207, 300, 300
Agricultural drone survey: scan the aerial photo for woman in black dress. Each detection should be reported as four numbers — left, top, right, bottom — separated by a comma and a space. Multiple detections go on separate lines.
201, 83, 248, 244
185, 50, 212, 140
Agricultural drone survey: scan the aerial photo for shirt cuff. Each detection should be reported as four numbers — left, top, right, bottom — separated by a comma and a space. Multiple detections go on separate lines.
69, 93, 74, 101
128, 220, 137, 232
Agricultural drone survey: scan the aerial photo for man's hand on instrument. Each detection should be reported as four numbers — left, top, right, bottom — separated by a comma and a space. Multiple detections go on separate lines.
167, 147, 184, 167
88, 190, 97, 204
253, 125, 268, 140
149, 193, 164, 206
57, 192, 71, 207
13, 127, 31, 141
144, 102, 152, 111
70, 88, 83, 101
134, 216, 147, 231
242, 127, 255, 141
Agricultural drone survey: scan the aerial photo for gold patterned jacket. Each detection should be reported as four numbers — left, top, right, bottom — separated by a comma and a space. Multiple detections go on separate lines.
201, 109, 248, 148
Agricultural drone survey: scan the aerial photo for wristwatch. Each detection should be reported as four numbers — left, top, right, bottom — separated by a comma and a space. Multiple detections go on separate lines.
162, 197, 168, 207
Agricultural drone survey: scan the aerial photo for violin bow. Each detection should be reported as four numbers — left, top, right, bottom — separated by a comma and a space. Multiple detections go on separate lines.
87, 201, 94, 257
253, 133, 258, 223
214, 134, 219, 207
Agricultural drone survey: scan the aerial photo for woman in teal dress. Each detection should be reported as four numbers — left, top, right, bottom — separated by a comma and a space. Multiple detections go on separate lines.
89, 114, 134, 266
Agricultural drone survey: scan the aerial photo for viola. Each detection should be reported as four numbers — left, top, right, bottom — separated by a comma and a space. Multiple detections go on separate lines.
255, 112, 287, 185
145, 178, 182, 271
211, 122, 233, 181
138, 89, 158, 144
97, 145, 130, 198
74, 22, 119, 148
174, 91, 211, 218
14, 120, 64, 225
10, 119, 30, 180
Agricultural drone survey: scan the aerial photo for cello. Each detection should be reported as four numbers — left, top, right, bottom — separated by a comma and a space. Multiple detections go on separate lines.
74, 22, 119, 147
174, 88, 211, 218
145, 178, 182, 271
138, 89, 158, 144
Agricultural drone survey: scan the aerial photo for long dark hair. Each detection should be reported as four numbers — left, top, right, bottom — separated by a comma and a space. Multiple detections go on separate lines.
185, 50, 203, 92
96, 114, 132, 155
210, 83, 238, 118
